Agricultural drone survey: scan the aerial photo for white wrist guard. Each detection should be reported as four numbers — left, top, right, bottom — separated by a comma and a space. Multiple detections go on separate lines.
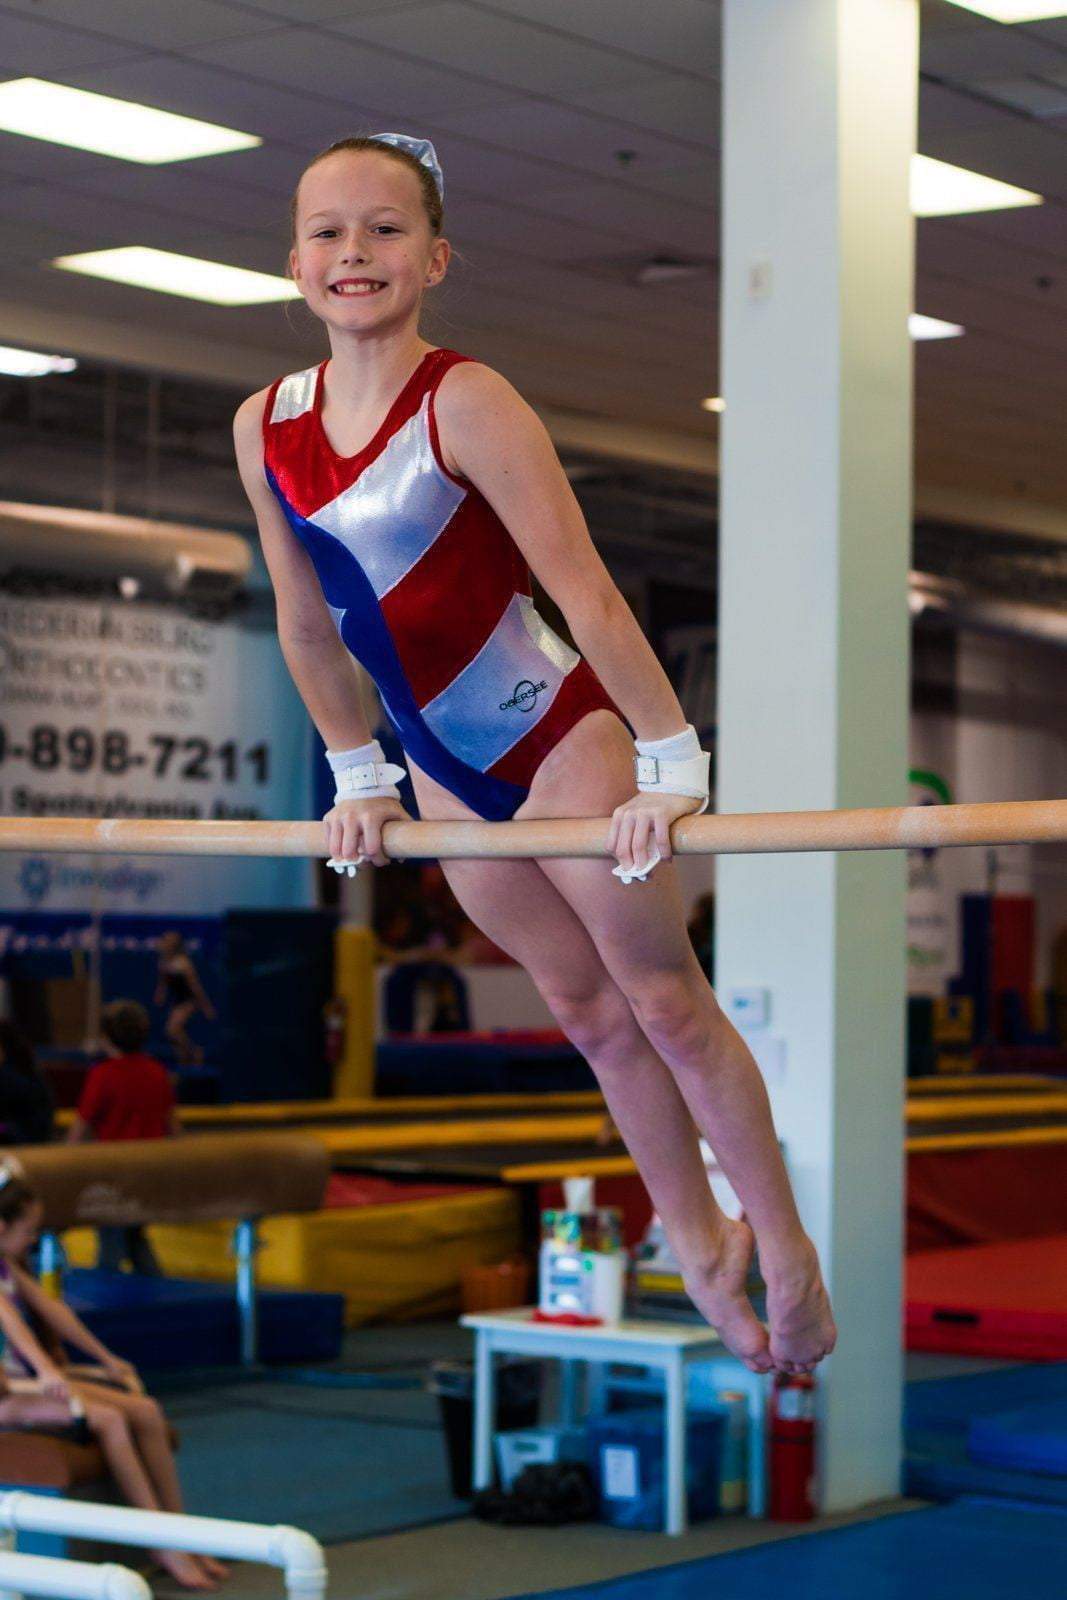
327, 740, 407, 803
634, 724, 710, 814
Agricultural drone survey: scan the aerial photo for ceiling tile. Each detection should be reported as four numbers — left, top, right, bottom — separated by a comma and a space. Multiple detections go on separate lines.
469, 0, 719, 79
919, 216, 1067, 312
1024, 19, 1067, 48
186, 24, 516, 118
453, 197, 642, 264
327, 3, 668, 99
921, 123, 1067, 203
519, 178, 713, 258
920, 19, 1064, 78
443, 243, 710, 336
433, 99, 709, 188
2, 180, 272, 262
923, 195, 1067, 256
408, 129, 609, 203
223, 0, 427, 19
0, 9, 140, 72
567, 74, 718, 146
56, 57, 357, 151
187, 141, 311, 194
0, 133, 120, 185
919, 80, 1017, 138
0, 203, 105, 266
0, 0, 272, 50
76, 165, 286, 235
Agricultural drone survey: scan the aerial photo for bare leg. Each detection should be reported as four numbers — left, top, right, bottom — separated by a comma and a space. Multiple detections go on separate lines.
409, 768, 772, 1370
74, 1384, 227, 1582
166, 1003, 202, 1067
514, 712, 836, 1372
82, 1401, 216, 1591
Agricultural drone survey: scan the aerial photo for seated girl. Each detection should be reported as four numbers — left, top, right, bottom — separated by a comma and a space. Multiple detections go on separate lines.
0, 1164, 227, 1591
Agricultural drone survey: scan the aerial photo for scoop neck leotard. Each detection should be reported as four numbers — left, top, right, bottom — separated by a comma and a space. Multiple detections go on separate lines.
262, 346, 620, 821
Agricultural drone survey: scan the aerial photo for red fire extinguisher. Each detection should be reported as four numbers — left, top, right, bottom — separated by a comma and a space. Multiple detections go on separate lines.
768, 1373, 816, 1521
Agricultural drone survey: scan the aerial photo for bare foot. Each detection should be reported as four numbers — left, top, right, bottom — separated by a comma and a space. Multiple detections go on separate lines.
763, 1235, 837, 1374
153, 1550, 219, 1591
681, 1217, 774, 1373
198, 1556, 230, 1582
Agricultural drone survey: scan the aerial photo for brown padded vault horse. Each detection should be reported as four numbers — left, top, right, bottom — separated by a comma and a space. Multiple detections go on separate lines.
11, 1132, 329, 1230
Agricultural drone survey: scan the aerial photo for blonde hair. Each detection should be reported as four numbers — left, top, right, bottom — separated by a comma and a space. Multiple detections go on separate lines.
290, 136, 444, 243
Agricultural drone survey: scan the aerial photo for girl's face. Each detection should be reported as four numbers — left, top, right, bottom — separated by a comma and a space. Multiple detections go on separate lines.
0, 1200, 42, 1258
290, 152, 449, 337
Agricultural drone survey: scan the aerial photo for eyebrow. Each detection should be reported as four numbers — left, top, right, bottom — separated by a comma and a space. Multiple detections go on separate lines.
305, 205, 409, 223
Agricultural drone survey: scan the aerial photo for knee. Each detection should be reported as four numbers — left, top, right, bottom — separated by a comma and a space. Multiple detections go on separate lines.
88, 1403, 129, 1442
628, 970, 715, 1059
538, 981, 635, 1062
131, 1397, 164, 1430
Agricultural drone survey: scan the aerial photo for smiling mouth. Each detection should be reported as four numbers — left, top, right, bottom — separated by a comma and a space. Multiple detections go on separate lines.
330, 281, 386, 297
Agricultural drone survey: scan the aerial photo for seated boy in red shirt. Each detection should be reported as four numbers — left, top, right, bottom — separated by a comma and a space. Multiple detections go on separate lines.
68, 1000, 181, 1275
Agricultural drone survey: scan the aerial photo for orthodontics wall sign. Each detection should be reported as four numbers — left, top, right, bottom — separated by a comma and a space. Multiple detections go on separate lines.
0, 594, 313, 915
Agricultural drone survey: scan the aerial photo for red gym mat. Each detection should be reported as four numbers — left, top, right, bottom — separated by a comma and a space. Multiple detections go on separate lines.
906, 1235, 1067, 1360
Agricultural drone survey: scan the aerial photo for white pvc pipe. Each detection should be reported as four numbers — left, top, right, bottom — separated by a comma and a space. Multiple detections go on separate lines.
0, 1496, 326, 1600
0, 1548, 149, 1600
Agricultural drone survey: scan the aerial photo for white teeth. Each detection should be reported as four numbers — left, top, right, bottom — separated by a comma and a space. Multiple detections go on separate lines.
333, 282, 384, 295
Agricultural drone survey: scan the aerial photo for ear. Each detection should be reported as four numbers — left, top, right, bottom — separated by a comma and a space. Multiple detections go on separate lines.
288, 247, 303, 288
426, 236, 451, 287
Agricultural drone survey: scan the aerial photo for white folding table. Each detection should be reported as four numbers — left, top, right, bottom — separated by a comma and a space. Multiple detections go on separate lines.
461, 1308, 770, 1534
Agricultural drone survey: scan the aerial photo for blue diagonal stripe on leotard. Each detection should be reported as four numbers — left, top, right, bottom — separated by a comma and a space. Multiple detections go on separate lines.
266, 469, 528, 821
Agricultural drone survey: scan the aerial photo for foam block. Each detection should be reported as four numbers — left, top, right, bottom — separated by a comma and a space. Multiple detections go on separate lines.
969, 1402, 1067, 1477
907, 1236, 1067, 1360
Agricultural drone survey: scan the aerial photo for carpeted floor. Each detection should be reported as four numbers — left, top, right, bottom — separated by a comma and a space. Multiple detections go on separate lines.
140, 1331, 1067, 1600
160, 1364, 469, 1543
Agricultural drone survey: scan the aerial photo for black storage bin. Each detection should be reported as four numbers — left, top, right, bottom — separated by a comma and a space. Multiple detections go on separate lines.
429, 1359, 541, 1498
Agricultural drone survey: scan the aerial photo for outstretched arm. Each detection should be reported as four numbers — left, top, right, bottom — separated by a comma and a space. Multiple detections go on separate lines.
233, 390, 410, 869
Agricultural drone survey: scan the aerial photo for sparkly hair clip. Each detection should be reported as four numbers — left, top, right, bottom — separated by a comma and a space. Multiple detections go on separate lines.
368, 132, 445, 201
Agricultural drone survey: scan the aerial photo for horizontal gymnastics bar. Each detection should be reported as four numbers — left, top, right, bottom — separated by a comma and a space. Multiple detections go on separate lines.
0, 798, 1063, 859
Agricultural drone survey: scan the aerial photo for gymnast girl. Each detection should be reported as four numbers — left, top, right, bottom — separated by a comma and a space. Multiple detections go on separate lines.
0, 1166, 226, 1589
153, 931, 215, 1068
233, 132, 836, 1375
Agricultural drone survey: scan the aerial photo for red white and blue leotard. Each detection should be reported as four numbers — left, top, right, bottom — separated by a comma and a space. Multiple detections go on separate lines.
263, 346, 620, 820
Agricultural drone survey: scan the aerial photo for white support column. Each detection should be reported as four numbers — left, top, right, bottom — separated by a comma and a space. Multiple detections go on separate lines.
717, 1, 917, 1507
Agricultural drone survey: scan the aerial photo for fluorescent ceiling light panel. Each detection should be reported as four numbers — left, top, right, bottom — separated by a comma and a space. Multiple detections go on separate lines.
940, 3, 1067, 20
910, 315, 965, 341
0, 345, 77, 377
912, 154, 1042, 217
702, 397, 725, 413
0, 78, 260, 163
53, 247, 301, 306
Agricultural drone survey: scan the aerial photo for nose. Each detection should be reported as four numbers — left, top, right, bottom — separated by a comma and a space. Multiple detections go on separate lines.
339, 230, 369, 264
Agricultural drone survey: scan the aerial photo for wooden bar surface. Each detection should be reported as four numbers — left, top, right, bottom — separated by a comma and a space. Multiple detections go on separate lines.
0, 797, 1064, 860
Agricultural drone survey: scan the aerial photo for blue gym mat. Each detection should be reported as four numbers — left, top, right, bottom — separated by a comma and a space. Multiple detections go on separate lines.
508, 1498, 1067, 1600
905, 1363, 1067, 1507
66, 1268, 344, 1369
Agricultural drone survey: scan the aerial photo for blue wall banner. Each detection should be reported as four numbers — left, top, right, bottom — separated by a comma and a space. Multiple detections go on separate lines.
0, 594, 313, 914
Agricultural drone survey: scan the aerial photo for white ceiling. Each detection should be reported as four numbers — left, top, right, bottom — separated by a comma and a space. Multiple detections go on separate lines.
0, 0, 1066, 528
